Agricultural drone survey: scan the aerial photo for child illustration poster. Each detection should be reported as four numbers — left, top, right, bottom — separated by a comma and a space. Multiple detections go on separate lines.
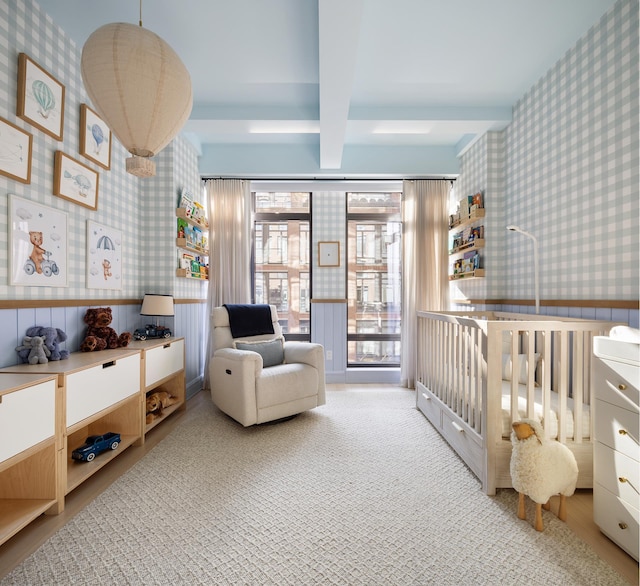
9, 194, 68, 287
87, 220, 122, 290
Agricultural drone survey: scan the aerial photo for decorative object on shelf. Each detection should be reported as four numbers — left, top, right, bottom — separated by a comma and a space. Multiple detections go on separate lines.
20, 326, 69, 362
145, 390, 179, 424
15, 335, 50, 365
140, 293, 175, 330
71, 432, 121, 462
8, 194, 68, 287
133, 324, 172, 341
506, 225, 540, 314
16, 53, 65, 141
80, 1, 192, 177
86, 220, 123, 290
79, 104, 111, 170
80, 307, 132, 352
53, 151, 100, 210
0, 116, 32, 183
510, 419, 578, 531
318, 241, 340, 267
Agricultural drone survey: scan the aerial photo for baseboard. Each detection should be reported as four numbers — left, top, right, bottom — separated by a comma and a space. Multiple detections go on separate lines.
186, 376, 203, 400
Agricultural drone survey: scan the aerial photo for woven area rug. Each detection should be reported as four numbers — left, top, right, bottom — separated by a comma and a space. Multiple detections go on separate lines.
1, 388, 627, 585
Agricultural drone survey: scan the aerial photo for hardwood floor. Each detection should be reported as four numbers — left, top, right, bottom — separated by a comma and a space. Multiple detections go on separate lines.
0, 390, 638, 584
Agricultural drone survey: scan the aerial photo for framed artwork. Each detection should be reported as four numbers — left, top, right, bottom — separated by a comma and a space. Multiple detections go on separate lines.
53, 151, 99, 210
16, 53, 65, 141
8, 194, 68, 287
318, 241, 340, 267
87, 220, 123, 290
0, 117, 32, 183
80, 104, 111, 170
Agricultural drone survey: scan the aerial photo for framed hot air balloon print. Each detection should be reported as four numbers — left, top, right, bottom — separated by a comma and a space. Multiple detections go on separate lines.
16, 53, 65, 141
86, 220, 122, 290
79, 104, 111, 170
53, 151, 99, 210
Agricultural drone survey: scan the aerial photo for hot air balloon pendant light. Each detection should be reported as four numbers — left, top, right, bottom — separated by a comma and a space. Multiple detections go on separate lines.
80, 0, 193, 177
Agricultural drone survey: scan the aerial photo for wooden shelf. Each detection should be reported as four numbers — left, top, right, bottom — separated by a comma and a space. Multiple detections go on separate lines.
449, 208, 485, 231
449, 269, 485, 281
175, 238, 209, 255
176, 207, 208, 229
176, 268, 208, 280
449, 239, 485, 255
66, 433, 139, 494
0, 498, 58, 545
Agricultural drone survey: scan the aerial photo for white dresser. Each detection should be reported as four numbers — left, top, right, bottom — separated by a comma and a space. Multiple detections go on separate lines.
592, 335, 640, 561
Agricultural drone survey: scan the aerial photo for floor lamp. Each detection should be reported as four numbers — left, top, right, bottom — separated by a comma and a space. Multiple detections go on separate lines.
506, 225, 540, 314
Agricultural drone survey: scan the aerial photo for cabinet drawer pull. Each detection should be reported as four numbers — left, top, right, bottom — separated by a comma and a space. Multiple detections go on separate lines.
451, 421, 464, 433
163, 343, 171, 349
618, 477, 628, 484
618, 522, 628, 530
102, 361, 115, 369
618, 383, 627, 391
618, 429, 628, 436
421, 393, 431, 401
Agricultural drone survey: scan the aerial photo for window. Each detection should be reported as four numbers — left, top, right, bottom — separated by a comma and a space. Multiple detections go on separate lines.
253, 192, 311, 339
347, 193, 401, 366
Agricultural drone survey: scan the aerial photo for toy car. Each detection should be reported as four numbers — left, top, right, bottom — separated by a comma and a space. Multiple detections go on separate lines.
72, 432, 121, 462
133, 325, 172, 341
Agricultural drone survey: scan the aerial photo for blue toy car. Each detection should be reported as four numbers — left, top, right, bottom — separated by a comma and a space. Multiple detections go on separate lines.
133, 325, 172, 341
72, 432, 121, 462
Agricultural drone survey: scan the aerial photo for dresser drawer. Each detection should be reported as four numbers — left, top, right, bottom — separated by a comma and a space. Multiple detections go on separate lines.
66, 354, 141, 427
594, 483, 639, 561
593, 357, 639, 413
144, 339, 184, 388
594, 441, 639, 505
594, 399, 639, 462
0, 379, 56, 463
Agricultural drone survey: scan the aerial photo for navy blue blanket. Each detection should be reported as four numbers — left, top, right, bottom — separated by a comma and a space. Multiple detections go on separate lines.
223, 304, 274, 338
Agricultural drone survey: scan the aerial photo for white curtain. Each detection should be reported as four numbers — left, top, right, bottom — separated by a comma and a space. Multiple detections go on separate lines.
400, 179, 450, 388
202, 178, 252, 388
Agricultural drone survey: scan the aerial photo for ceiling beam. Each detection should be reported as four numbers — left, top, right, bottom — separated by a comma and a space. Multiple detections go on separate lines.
318, 0, 363, 169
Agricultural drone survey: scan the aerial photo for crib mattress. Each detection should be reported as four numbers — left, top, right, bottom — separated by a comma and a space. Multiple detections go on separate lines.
500, 381, 590, 440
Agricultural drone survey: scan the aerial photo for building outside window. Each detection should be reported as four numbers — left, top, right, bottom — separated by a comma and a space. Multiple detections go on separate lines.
347, 193, 401, 365
253, 192, 311, 339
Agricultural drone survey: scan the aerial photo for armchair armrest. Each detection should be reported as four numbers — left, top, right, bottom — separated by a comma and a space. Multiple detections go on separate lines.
215, 347, 263, 376
209, 348, 263, 426
284, 342, 326, 404
283, 342, 324, 368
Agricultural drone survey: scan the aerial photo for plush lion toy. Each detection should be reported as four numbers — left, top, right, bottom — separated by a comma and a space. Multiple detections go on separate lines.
146, 391, 178, 424
80, 307, 132, 352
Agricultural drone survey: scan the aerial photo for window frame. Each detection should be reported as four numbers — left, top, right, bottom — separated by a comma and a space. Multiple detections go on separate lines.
346, 194, 402, 367
251, 193, 312, 342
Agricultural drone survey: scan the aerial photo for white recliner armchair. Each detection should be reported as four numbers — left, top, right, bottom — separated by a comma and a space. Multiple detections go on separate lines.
209, 304, 326, 426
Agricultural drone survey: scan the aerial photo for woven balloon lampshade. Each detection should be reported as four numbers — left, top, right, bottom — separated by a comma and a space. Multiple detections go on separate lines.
81, 22, 192, 177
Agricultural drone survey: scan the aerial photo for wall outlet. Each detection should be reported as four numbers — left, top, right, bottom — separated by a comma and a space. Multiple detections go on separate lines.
326, 350, 333, 361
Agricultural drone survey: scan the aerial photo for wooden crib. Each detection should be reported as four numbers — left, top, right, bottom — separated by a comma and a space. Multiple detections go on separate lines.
415, 311, 619, 495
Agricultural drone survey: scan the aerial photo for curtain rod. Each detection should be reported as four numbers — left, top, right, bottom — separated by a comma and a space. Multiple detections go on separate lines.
202, 176, 456, 182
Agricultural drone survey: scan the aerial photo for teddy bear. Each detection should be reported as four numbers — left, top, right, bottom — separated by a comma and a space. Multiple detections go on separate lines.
23, 326, 69, 361
80, 307, 132, 352
145, 391, 178, 424
15, 335, 51, 365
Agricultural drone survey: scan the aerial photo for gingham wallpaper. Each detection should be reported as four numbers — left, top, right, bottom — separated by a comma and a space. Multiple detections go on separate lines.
455, 0, 639, 313
0, 0, 204, 303
312, 191, 346, 299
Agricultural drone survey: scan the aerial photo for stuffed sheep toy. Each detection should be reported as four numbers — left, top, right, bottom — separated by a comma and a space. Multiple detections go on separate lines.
15, 335, 51, 365
510, 419, 578, 531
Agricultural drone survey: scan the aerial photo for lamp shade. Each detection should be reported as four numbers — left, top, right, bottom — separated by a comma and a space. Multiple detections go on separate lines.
81, 22, 193, 177
140, 294, 174, 317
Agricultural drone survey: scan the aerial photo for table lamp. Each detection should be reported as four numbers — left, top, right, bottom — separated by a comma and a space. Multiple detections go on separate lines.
140, 293, 174, 327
